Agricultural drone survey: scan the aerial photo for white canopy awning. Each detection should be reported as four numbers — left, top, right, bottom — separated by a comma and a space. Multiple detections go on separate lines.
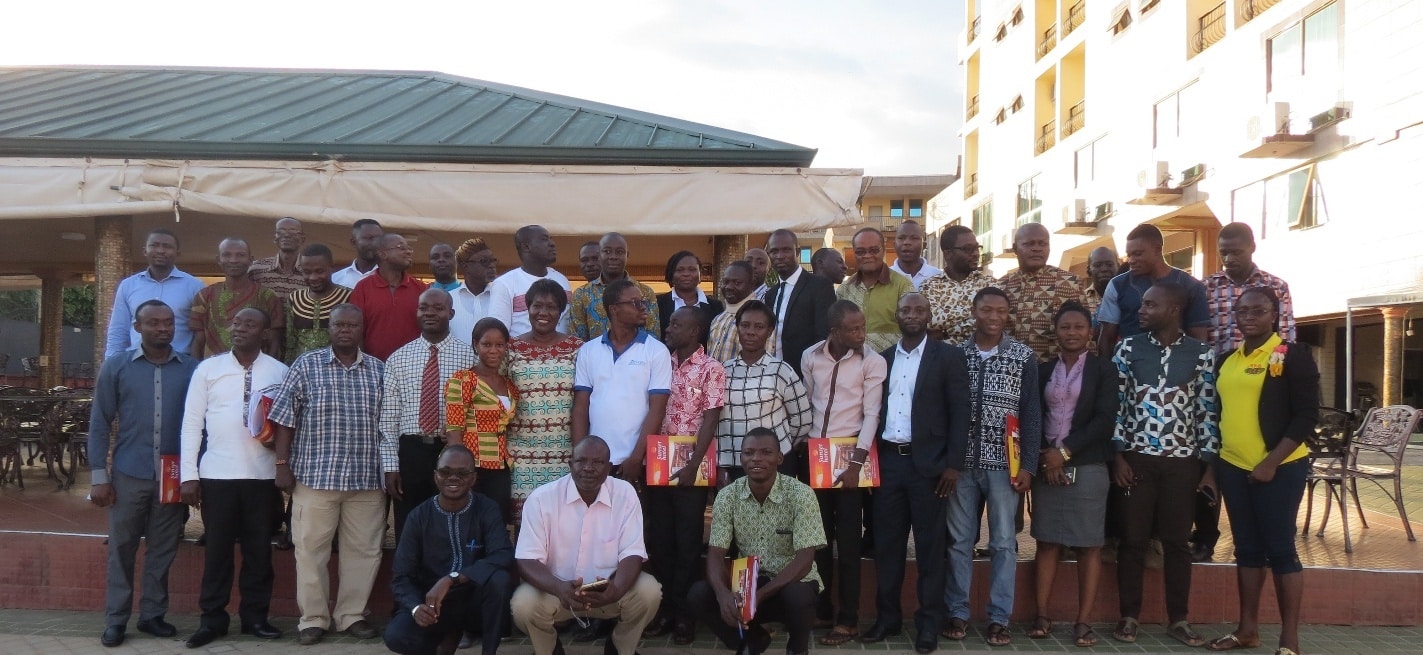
0, 158, 864, 235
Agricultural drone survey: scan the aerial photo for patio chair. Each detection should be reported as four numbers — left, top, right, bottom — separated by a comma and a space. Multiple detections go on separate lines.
1342, 405, 1421, 543
1302, 406, 1357, 542
0, 386, 49, 488
43, 388, 92, 490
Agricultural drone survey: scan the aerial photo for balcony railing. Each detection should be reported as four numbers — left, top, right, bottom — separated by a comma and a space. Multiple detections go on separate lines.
969, 16, 982, 43
1062, 101, 1085, 138
1037, 25, 1058, 59
1064, 1, 1086, 36
967, 95, 980, 120
1036, 121, 1057, 155
1192, 2, 1227, 54
1238, 0, 1281, 22
965, 173, 980, 198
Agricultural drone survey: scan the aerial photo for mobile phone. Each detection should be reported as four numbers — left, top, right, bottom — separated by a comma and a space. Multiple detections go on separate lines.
1198, 486, 1218, 504
578, 579, 610, 593
1063, 467, 1077, 485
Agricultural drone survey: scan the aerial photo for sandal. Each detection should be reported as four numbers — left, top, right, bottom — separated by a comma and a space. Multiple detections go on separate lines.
1207, 633, 1262, 651
817, 625, 859, 646
986, 622, 1012, 647
940, 617, 968, 641
1027, 616, 1053, 639
1112, 617, 1139, 643
1168, 621, 1206, 648
1275, 649, 1299, 655
1073, 623, 1098, 648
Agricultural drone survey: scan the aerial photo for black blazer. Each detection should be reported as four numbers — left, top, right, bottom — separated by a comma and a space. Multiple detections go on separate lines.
765, 271, 836, 374
655, 292, 723, 347
1215, 341, 1319, 452
876, 339, 971, 478
1037, 353, 1117, 467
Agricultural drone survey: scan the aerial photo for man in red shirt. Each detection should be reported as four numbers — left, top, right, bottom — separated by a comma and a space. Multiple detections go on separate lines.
351, 234, 428, 361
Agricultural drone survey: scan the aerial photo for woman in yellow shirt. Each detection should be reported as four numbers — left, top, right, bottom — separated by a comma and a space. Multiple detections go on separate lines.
1207, 288, 1318, 655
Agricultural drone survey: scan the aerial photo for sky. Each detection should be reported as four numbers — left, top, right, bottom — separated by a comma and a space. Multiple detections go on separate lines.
3, 0, 963, 176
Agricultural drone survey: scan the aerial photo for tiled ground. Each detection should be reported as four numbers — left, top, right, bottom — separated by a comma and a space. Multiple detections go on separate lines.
3, 608, 1423, 654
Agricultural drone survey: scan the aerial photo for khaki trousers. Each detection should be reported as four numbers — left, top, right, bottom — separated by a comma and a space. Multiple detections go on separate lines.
511, 572, 662, 655
292, 483, 386, 631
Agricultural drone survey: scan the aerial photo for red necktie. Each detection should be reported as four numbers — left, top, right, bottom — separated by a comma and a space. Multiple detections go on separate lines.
419, 344, 441, 434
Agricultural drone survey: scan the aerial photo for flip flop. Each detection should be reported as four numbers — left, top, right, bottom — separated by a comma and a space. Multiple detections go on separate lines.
1168, 621, 1206, 648
1073, 623, 1098, 647
1207, 632, 1263, 651
1027, 616, 1053, 639
1112, 617, 1138, 643
985, 622, 1012, 647
940, 617, 968, 641
817, 625, 859, 646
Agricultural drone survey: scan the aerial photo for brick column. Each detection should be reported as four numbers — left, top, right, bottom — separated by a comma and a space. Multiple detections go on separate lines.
38, 273, 64, 389
93, 216, 132, 366
711, 234, 749, 297
1381, 306, 1407, 407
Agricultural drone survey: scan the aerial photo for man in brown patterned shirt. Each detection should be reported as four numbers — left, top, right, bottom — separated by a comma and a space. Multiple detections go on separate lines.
247, 217, 306, 299
919, 225, 996, 345
997, 223, 1087, 362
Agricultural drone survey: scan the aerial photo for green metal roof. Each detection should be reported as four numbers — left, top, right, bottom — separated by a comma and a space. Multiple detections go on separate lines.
0, 66, 817, 166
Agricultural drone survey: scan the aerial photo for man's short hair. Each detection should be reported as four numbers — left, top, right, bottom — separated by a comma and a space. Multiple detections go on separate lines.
1150, 281, 1188, 310
147, 228, 180, 249
827, 299, 863, 330
766, 228, 798, 246
1126, 223, 1164, 248
972, 286, 1010, 307
674, 306, 706, 340
744, 427, 779, 447
1219, 222, 1255, 245
514, 225, 541, 251
581, 240, 601, 251
238, 307, 273, 329
439, 443, 475, 463
939, 224, 975, 252
351, 218, 381, 233
299, 243, 334, 263
851, 227, 884, 245
724, 260, 753, 277
602, 278, 637, 312
810, 248, 839, 271
134, 299, 171, 320
329, 303, 363, 320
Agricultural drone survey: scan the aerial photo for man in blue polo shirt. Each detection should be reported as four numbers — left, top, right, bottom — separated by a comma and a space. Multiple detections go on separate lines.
1096, 223, 1210, 357
572, 278, 672, 486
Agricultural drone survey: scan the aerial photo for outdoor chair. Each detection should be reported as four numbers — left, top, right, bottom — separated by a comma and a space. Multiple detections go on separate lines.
0, 386, 49, 488
1342, 405, 1420, 543
1302, 406, 1358, 549
43, 388, 92, 490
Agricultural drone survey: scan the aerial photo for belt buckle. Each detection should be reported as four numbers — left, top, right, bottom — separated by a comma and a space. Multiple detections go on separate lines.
895, 443, 912, 456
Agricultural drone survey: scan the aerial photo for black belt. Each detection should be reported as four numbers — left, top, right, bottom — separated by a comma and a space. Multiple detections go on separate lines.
401, 434, 441, 445
883, 442, 912, 456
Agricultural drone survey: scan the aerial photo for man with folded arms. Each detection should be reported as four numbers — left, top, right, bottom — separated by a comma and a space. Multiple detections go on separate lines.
89, 300, 198, 648
269, 303, 387, 645
511, 436, 662, 655
688, 428, 826, 655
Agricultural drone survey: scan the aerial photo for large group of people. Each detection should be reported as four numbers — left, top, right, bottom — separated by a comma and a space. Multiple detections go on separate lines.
87, 215, 1315, 655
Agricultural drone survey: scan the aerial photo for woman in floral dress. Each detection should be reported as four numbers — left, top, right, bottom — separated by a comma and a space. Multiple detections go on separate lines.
504, 278, 582, 524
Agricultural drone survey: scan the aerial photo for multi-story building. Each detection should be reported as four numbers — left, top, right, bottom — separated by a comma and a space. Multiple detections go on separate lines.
798, 174, 955, 268
936, 0, 1423, 412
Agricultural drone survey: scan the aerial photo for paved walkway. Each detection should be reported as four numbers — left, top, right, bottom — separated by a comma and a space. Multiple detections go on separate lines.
2, 610, 1423, 654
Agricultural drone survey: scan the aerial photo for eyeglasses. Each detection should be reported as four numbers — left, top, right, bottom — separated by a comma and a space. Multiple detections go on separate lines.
1233, 308, 1275, 319
852, 246, 883, 258
610, 299, 649, 311
467, 257, 497, 267
435, 468, 476, 480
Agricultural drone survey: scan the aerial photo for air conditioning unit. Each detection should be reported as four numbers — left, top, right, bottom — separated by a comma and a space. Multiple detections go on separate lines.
1179, 163, 1207, 186
1245, 102, 1291, 140
1308, 104, 1352, 133
1062, 198, 1087, 223
1095, 201, 1116, 221
1136, 161, 1170, 188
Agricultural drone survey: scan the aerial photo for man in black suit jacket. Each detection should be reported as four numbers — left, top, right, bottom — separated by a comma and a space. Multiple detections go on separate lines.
764, 229, 837, 374
861, 292, 970, 654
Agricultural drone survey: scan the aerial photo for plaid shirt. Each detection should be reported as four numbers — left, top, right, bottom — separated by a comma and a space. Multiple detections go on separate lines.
919, 269, 997, 344
268, 347, 388, 487
715, 354, 812, 467
380, 334, 476, 447
664, 346, 726, 436
1112, 332, 1220, 459
1205, 267, 1296, 357
998, 265, 1088, 362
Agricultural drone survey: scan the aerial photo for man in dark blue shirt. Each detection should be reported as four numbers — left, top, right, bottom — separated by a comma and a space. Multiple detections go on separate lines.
88, 299, 198, 648
385, 445, 513, 655
1096, 224, 1210, 356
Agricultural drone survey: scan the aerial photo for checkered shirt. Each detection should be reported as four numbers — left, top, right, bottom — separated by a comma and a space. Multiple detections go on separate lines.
267, 347, 389, 488
1205, 267, 1296, 357
714, 354, 812, 467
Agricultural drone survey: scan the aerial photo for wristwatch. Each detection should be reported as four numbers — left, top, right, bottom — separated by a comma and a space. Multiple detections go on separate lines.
449, 571, 461, 584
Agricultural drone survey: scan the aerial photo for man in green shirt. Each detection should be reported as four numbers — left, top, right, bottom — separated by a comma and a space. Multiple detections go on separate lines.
837, 228, 914, 352
689, 428, 825, 655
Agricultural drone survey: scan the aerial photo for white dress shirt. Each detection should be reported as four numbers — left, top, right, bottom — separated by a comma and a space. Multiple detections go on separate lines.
882, 338, 927, 443
449, 282, 494, 345
890, 260, 942, 290
180, 352, 289, 482
331, 260, 377, 290
772, 267, 801, 355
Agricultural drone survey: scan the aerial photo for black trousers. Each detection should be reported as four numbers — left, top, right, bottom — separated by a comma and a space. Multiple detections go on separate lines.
644, 485, 709, 623
1191, 460, 1221, 551
384, 570, 511, 655
197, 478, 278, 629
1116, 452, 1199, 622
475, 467, 513, 526
396, 436, 445, 537
813, 487, 863, 625
689, 578, 819, 654
872, 450, 947, 634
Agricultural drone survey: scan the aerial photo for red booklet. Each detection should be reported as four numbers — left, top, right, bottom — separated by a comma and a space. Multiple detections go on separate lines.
807, 437, 879, 489
645, 435, 716, 486
731, 555, 759, 624
159, 454, 182, 504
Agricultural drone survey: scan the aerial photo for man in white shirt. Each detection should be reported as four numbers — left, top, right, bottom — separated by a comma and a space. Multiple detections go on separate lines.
178, 308, 289, 649
331, 219, 384, 289
449, 238, 498, 345
488, 225, 571, 335
889, 220, 942, 290
571, 279, 672, 485
511, 437, 662, 655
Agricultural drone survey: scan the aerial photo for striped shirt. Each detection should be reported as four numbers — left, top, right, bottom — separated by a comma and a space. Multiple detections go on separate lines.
715, 354, 812, 467
267, 347, 389, 488
379, 334, 476, 447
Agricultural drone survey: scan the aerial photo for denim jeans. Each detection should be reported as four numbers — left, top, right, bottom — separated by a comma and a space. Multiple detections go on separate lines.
945, 468, 1019, 625
1214, 458, 1308, 574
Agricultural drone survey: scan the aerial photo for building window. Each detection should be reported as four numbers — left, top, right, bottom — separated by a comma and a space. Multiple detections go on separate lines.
1011, 5, 1024, 26
909, 199, 924, 218
972, 201, 994, 235
993, 108, 1008, 124
1237, 164, 1329, 238
1016, 175, 1042, 224
1010, 95, 1024, 113
799, 248, 813, 265
1231, 181, 1266, 237
1267, 2, 1340, 116
891, 200, 904, 218
1153, 82, 1199, 159
1109, 2, 1132, 35
1075, 137, 1104, 189
867, 205, 884, 219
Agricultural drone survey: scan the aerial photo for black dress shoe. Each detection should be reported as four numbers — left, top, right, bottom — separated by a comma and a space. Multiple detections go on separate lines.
100, 625, 126, 647
185, 626, 226, 649
137, 617, 178, 638
914, 629, 938, 653
860, 622, 902, 642
241, 622, 283, 639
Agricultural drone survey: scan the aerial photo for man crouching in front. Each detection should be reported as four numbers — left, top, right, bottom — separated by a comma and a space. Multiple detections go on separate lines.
511, 436, 662, 655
